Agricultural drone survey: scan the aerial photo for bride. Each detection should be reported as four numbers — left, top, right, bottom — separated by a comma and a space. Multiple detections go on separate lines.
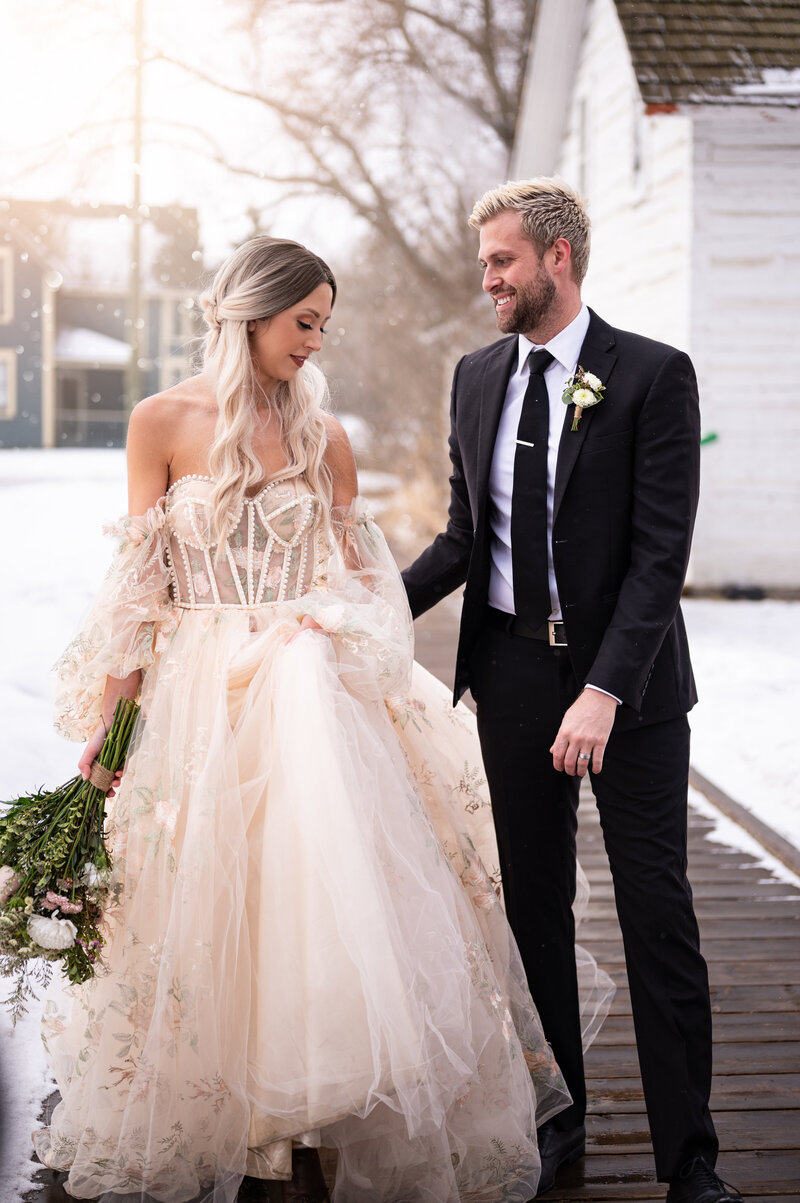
34, 236, 609, 1202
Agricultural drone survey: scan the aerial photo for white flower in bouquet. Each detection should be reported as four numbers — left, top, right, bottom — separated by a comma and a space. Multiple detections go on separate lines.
80, 861, 108, 889
27, 913, 79, 951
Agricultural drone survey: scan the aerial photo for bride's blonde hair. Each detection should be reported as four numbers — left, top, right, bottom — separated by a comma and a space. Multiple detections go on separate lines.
199, 236, 337, 545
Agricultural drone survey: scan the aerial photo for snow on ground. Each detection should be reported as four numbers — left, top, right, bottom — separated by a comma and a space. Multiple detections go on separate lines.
689, 786, 800, 890
682, 597, 800, 852
0, 987, 53, 1201
0, 449, 799, 1197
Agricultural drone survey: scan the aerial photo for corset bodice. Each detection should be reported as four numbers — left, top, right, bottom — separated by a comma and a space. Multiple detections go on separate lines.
164, 474, 331, 609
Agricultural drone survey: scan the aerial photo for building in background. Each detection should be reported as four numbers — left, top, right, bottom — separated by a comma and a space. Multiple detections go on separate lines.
0, 199, 202, 449
512, 0, 800, 591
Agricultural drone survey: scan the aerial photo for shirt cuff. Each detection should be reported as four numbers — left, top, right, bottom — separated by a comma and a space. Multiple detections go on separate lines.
585, 683, 622, 706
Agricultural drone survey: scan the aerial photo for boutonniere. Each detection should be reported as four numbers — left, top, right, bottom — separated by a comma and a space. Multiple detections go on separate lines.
562, 367, 605, 431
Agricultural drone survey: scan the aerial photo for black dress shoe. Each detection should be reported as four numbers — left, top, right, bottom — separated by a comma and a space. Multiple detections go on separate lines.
535, 1121, 586, 1196
284, 1147, 331, 1203
237, 1149, 330, 1203
666, 1156, 743, 1202
237, 1174, 283, 1201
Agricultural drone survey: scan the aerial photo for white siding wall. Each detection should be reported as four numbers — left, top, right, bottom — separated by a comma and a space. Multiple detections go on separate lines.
555, 0, 693, 352
689, 107, 800, 588
513, 0, 800, 588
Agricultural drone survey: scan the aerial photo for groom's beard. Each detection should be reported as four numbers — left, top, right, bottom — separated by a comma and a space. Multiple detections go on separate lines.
495, 263, 557, 336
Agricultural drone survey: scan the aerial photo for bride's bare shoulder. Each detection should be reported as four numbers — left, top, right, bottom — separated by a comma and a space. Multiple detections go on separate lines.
129, 375, 216, 437
321, 413, 358, 505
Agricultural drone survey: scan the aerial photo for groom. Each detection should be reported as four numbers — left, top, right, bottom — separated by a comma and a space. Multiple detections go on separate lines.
402, 179, 741, 1202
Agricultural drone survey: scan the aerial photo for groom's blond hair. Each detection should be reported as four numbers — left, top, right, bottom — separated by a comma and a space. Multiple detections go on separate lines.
469, 177, 591, 286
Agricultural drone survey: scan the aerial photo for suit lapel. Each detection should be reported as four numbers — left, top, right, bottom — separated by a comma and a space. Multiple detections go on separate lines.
475, 336, 518, 517
553, 309, 618, 521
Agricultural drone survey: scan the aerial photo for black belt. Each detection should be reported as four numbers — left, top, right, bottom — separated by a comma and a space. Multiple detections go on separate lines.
486, 606, 568, 647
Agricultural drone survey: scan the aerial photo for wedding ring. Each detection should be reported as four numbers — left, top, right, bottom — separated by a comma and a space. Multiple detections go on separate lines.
578, 753, 591, 760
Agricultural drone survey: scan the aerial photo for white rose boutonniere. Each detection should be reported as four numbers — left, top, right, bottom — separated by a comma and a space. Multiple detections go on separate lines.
562, 367, 605, 431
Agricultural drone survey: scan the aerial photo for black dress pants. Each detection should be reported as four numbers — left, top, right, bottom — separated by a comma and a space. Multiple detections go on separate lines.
469, 623, 718, 1181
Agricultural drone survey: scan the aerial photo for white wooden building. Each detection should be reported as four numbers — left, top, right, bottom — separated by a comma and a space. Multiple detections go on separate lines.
512, 0, 800, 591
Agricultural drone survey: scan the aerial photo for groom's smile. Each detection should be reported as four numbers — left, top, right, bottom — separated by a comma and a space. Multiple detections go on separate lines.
478, 209, 573, 342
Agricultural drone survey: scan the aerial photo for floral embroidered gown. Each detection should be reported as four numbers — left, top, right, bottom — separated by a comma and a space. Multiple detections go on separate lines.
35, 473, 612, 1203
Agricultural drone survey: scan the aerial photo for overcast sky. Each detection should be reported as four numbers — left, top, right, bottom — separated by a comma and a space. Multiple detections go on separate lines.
1, 0, 358, 263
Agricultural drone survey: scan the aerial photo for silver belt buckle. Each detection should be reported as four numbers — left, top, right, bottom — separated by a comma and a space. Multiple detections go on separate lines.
548, 620, 567, 647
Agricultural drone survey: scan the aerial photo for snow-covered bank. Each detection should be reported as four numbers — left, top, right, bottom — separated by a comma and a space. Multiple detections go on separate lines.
0, 989, 52, 1202
682, 598, 800, 853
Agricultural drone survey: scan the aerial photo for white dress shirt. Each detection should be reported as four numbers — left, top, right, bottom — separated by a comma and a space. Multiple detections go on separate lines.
486, 304, 620, 704
487, 304, 589, 618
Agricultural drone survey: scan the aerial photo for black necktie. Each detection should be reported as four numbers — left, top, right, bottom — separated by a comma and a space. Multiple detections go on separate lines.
511, 348, 554, 628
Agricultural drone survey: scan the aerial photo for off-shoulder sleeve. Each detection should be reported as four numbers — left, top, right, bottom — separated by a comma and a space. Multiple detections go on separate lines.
53, 502, 175, 741
281, 498, 414, 701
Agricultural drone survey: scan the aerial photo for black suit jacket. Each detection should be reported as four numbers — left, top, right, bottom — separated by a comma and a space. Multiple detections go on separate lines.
402, 309, 700, 731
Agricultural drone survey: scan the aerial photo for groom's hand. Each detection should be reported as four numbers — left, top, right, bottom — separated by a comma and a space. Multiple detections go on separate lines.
550, 689, 618, 776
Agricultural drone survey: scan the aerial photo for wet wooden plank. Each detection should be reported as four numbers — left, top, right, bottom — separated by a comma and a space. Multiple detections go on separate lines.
587, 880, 800, 900
581, 865, 794, 887
702, 961, 800, 986
548, 1150, 800, 1198
546, 1150, 793, 1198
589, 900, 800, 922
709, 983, 800, 1012
586, 1109, 800, 1154
577, 958, 800, 990
579, 916, 800, 940
575, 938, 793, 967
578, 850, 767, 869
596, 1011, 800, 1043
608, 983, 800, 1016
587, 1073, 800, 1112
584, 1041, 800, 1076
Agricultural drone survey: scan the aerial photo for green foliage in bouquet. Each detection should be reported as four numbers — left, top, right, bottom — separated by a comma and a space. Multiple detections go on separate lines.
0, 698, 139, 1021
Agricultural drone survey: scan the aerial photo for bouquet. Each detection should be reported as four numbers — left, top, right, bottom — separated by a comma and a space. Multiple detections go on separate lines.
0, 697, 139, 1021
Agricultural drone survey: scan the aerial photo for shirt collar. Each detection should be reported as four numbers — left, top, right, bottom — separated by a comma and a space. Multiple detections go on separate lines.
516, 303, 590, 376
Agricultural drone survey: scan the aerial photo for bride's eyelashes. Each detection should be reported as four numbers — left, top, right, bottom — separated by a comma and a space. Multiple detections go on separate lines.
298, 320, 327, 336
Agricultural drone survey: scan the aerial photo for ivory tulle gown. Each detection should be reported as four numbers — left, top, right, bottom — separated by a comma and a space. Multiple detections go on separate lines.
34, 473, 613, 1202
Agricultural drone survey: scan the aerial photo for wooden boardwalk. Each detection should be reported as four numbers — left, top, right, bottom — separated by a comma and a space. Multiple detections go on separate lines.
24, 606, 800, 1201
414, 605, 800, 1201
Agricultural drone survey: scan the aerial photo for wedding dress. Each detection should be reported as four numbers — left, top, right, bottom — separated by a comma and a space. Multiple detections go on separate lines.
33, 473, 612, 1203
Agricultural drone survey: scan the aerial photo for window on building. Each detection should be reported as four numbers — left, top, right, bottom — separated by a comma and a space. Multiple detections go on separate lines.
55, 368, 127, 447
0, 247, 14, 324
159, 297, 197, 390
164, 297, 194, 356
0, 350, 18, 419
